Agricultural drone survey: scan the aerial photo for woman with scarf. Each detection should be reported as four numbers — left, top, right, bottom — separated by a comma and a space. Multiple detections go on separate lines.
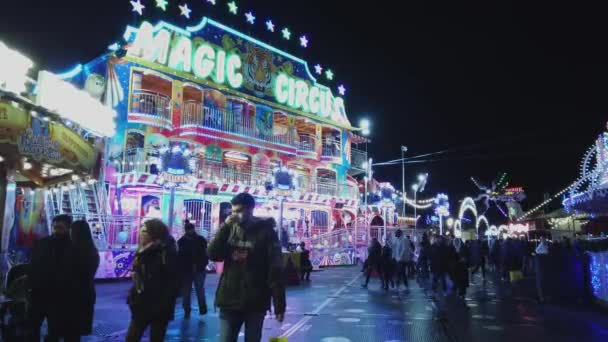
126, 219, 178, 342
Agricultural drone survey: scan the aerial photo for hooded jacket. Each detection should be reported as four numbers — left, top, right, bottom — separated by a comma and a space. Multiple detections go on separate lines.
208, 217, 286, 314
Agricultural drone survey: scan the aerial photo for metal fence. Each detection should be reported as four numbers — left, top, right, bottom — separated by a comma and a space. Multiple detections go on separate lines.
130, 90, 172, 122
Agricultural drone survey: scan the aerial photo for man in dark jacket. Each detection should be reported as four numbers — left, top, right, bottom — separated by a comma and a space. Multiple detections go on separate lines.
208, 193, 285, 342
178, 222, 209, 318
28, 214, 78, 342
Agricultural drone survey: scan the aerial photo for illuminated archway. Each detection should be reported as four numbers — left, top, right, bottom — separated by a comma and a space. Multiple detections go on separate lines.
476, 215, 489, 237
455, 197, 478, 239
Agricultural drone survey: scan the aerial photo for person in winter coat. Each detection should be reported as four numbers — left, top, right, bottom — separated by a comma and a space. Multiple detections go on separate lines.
380, 243, 394, 290
70, 220, 100, 340
208, 193, 285, 342
28, 214, 79, 342
429, 235, 449, 294
391, 229, 412, 291
416, 233, 431, 279
299, 242, 313, 281
469, 237, 486, 279
450, 238, 469, 299
126, 219, 178, 342
362, 238, 382, 288
178, 222, 209, 318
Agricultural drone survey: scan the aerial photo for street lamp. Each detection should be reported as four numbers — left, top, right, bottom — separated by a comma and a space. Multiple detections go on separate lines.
401, 146, 407, 221
411, 173, 428, 231
359, 119, 370, 136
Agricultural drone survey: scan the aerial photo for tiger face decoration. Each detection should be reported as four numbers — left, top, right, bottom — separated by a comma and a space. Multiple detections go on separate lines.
243, 44, 274, 97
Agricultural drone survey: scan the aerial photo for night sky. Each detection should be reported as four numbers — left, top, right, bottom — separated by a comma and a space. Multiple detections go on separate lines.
2, 0, 607, 219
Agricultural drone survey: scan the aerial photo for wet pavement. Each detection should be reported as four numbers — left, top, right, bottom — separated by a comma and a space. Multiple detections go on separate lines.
78, 266, 608, 341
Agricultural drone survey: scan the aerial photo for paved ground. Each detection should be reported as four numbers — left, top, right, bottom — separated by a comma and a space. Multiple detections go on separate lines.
74, 266, 608, 341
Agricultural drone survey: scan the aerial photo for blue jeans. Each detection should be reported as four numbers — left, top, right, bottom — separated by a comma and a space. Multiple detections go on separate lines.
219, 310, 266, 342
182, 271, 207, 313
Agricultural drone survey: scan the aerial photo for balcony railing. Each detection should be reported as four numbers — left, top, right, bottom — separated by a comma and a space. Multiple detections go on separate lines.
129, 90, 172, 123
322, 139, 341, 158
351, 148, 367, 170
181, 102, 292, 146
112, 148, 359, 199
297, 133, 317, 153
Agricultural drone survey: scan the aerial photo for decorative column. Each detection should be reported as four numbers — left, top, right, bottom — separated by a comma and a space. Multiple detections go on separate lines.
171, 80, 184, 130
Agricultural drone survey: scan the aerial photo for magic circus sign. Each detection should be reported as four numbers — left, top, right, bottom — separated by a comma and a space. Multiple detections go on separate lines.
125, 20, 347, 123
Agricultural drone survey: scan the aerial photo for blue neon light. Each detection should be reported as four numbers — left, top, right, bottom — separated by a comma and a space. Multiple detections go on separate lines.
55, 64, 83, 79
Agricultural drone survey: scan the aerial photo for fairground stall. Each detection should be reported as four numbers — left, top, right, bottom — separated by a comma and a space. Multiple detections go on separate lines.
563, 122, 608, 305
57, 18, 362, 277
0, 41, 113, 274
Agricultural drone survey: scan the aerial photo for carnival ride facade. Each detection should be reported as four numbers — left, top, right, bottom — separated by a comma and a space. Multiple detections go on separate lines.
564, 122, 608, 215
53, 19, 364, 277
562, 122, 608, 304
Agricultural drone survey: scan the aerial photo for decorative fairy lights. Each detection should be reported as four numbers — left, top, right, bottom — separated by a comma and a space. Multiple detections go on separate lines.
179, 3, 192, 18
130, 0, 145, 15
245, 12, 256, 25
325, 69, 334, 80
314, 64, 323, 75
281, 28, 291, 40
206, 0, 216, 4
265, 20, 275, 32
338, 85, 346, 96
518, 178, 580, 221
299, 35, 309, 48
227, 1, 238, 15
155, 0, 168, 11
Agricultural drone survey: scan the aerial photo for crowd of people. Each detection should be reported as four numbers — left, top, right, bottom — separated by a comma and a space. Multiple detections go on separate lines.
361, 229, 577, 305
18, 193, 286, 342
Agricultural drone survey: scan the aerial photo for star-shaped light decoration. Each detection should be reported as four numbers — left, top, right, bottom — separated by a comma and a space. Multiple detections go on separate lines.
299, 35, 309, 48
245, 11, 255, 24
314, 64, 323, 75
155, 0, 168, 11
179, 3, 191, 18
326, 69, 334, 80
281, 28, 291, 40
228, 1, 238, 14
338, 85, 346, 96
130, 0, 145, 15
206, 0, 216, 4
266, 19, 275, 32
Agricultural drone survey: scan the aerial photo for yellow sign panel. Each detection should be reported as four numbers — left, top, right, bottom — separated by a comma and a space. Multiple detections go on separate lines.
50, 123, 98, 170
0, 101, 99, 172
0, 102, 28, 144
